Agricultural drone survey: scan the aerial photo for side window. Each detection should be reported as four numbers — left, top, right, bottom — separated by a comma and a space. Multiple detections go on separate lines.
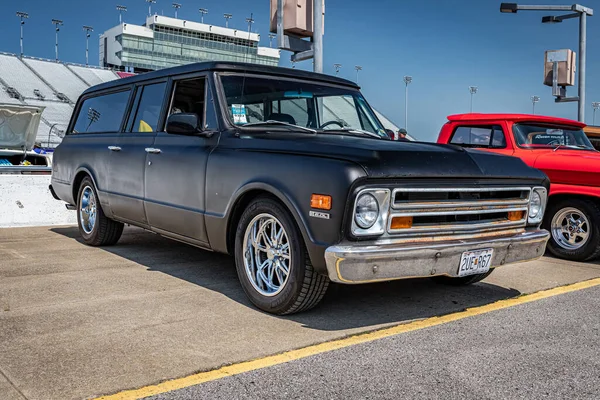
168, 77, 206, 128
72, 90, 130, 133
130, 82, 167, 132
450, 125, 506, 148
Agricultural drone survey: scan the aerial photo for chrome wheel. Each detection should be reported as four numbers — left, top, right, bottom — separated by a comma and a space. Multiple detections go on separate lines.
242, 213, 291, 297
79, 185, 97, 234
551, 207, 590, 250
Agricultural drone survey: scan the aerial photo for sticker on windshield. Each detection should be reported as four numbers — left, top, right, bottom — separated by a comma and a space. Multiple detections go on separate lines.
232, 104, 247, 124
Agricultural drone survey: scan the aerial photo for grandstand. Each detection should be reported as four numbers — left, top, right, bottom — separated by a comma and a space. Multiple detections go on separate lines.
0, 52, 120, 147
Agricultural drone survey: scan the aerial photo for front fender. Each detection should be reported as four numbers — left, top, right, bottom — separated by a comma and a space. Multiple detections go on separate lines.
550, 183, 600, 198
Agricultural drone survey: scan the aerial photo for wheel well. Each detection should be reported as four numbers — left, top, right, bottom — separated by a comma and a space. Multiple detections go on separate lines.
548, 193, 600, 209
72, 171, 90, 203
226, 189, 285, 255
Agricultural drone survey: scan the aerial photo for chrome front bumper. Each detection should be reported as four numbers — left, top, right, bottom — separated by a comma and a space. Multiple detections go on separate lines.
324, 229, 550, 284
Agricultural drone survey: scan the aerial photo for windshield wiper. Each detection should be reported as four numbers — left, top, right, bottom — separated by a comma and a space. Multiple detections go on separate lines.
553, 144, 588, 152
242, 120, 316, 133
322, 127, 384, 140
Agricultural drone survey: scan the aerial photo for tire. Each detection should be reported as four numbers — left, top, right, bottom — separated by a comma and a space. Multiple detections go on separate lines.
76, 176, 124, 246
543, 198, 600, 262
234, 196, 329, 315
432, 269, 494, 286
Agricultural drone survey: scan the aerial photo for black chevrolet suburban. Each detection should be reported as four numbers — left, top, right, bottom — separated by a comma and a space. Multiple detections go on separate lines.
50, 62, 550, 314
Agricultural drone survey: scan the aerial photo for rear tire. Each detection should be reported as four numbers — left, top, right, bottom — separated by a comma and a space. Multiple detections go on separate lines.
76, 176, 124, 246
543, 198, 600, 262
234, 196, 329, 315
432, 269, 494, 286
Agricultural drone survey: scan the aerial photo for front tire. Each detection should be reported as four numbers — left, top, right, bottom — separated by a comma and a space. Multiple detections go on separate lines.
76, 176, 124, 246
543, 198, 600, 262
234, 196, 329, 315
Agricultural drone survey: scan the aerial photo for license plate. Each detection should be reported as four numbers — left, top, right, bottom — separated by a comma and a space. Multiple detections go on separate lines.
458, 248, 493, 277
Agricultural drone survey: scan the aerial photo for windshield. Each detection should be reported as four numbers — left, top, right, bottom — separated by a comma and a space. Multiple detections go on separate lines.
219, 74, 389, 139
513, 123, 594, 150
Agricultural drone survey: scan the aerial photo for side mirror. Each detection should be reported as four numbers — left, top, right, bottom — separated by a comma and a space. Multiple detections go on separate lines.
166, 113, 201, 135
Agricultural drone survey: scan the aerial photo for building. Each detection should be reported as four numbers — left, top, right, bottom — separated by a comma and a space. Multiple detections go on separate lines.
100, 15, 280, 72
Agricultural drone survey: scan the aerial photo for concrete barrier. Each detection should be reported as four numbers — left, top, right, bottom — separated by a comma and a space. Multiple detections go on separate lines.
0, 175, 76, 228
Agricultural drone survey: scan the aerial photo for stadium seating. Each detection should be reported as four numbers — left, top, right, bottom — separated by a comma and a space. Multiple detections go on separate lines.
0, 53, 56, 101
23, 58, 89, 103
67, 64, 119, 87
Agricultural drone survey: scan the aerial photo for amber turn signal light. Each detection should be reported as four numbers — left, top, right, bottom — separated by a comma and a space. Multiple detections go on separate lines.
390, 216, 413, 229
311, 194, 332, 210
508, 211, 525, 221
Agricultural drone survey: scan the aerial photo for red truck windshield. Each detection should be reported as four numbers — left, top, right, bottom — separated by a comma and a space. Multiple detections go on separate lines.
513, 123, 595, 150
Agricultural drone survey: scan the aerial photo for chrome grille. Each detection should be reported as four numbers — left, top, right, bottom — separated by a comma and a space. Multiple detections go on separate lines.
388, 187, 531, 236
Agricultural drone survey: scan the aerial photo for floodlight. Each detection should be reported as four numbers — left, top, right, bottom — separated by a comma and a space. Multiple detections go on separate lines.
500, 3, 518, 13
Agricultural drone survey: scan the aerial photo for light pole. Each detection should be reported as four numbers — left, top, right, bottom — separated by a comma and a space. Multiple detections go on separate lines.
500, 3, 593, 123
244, 13, 254, 62
199, 8, 208, 23
403, 76, 412, 130
469, 86, 478, 112
146, 0, 156, 16
268, 33, 276, 47
83, 25, 93, 66
16, 11, 28, 58
116, 5, 127, 24
172, 3, 181, 18
531, 95, 540, 114
355, 65, 362, 83
334, 63, 342, 75
52, 19, 63, 62
592, 102, 600, 125
224, 13, 232, 28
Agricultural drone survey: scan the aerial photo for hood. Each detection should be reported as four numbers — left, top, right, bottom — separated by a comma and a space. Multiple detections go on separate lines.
0, 103, 45, 151
233, 132, 547, 182
533, 149, 600, 186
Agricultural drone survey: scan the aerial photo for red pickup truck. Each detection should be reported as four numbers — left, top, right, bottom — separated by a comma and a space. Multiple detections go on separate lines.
437, 113, 600, 262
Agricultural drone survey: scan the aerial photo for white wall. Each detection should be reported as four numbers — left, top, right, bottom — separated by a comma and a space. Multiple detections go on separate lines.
0, 175, 76, 228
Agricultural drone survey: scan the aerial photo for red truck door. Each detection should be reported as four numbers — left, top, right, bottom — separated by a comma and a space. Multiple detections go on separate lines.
444, 123, 515, 157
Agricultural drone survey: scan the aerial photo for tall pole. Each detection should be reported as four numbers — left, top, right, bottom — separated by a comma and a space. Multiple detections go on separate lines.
578, 12, 586, 122
531, 95, 540, 114
146, 0, 156, 17
244, 13, 254, 63
16, 12, 28, 58
313, 0, 323, 73
592, 102, 600, 125
403, 76, 412, 130
173, 3, 181, 19
116, 5, 127, 24
52, 19, 63, 62
334, 63, 341, 75
83, 26, 93, 66
469, 86, 478, 112
355, 65, 362, 83
199, 8, 208, 23
224, 13, 232, 28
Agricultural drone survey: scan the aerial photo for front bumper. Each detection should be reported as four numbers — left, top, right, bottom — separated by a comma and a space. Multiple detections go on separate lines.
324, 229, 550, 284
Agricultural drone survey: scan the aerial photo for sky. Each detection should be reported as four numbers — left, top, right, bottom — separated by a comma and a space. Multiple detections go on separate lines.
0, 0, 599, 141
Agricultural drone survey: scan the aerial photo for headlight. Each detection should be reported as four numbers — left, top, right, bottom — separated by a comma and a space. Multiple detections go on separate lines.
528, 187, 547, 224
355, 193, 379, 229
351, 189, 391, 236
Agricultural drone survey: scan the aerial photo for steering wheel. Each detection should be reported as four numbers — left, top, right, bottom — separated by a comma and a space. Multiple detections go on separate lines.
320, 120, 345, 129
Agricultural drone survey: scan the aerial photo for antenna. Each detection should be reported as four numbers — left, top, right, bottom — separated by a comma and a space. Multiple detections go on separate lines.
146, 0, 156, 17
52, 19, 63, 62
116, 5, 127, 24
199, 8, 208, 23
334, 63, 342, 75
172, 3, 181, 18
83, 25, 94, 66
16, 11, 29, 57
224, 13, 232, 28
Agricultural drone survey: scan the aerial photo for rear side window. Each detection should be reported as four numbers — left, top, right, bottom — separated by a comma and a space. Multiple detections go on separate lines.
450, 125, 506, 148
130, 82, 167, 132
72, 90, 130, 134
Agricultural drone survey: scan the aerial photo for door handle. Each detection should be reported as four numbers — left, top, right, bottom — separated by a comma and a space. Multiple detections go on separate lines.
145, 147, 161, 154
108, 146, 121, 151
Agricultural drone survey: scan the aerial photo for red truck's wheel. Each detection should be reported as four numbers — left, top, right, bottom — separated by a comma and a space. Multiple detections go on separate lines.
234, 196, 329, 315
544, 198, 600, 262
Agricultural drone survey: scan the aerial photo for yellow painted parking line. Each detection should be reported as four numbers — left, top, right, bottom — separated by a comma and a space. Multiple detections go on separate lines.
94, 277, 600, 400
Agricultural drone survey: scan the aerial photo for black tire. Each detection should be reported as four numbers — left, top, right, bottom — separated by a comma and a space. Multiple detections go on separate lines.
76, 176, 124, 246
543, 198, 600, 262
432, 269, 494, 286
234, 196, 329, 315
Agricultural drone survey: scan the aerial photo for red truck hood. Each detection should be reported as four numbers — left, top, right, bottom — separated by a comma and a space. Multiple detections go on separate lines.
533, 149, 600, 186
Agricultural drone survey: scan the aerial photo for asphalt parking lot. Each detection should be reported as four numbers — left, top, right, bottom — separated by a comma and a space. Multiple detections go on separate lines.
1, 226, 600, 400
